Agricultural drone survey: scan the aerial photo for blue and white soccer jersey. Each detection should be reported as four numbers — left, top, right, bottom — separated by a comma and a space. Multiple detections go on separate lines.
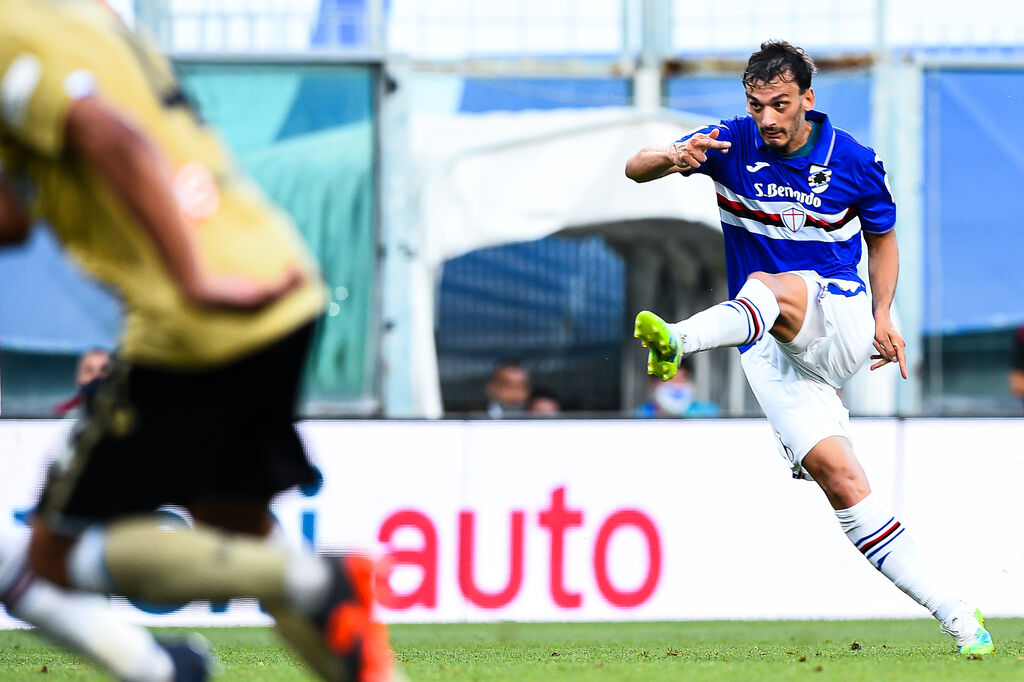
677, 111, 895, 476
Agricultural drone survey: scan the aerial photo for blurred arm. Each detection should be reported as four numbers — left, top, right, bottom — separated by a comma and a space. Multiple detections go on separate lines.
65, 95, 205, 298
64, 95, 301, 309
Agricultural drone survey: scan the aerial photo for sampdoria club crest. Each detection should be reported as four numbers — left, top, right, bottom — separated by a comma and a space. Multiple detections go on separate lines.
808, 164, 832, 194
780, 205, 806, 233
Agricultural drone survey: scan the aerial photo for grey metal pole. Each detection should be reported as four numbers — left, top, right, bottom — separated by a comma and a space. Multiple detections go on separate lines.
870, 0, 925, 415
634, 0, 670, 110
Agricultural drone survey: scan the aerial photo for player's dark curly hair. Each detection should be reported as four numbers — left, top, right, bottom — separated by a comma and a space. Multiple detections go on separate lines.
742, 40, 816, 93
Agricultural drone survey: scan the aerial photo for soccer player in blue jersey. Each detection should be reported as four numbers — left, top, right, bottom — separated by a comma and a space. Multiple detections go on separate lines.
626, 40, 993, 655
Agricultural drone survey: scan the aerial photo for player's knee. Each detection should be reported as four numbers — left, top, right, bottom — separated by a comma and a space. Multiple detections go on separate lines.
747, 272, 807, 339
802, 443, 870, 508
749, 271, 805, 306
826, 474, 869, 508
814, 464, 869, 508
746, 271, 777, 290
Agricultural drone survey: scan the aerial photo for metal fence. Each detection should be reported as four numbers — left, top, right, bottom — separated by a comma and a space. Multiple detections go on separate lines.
132, 0, 1024, 60
436, 236, 626, 414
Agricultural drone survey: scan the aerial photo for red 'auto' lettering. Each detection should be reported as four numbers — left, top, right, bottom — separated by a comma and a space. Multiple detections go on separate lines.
593, 510, 661, 608
538, 486, 583, 607
458, 510, 525, 608
377, 510, 438, 609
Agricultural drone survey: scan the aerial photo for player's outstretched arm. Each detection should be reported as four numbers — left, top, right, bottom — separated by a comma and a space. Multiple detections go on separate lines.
625, 128, 731, 183
64, 95, 302, 310
0, 173, 31, 245
864, 229, 907, 379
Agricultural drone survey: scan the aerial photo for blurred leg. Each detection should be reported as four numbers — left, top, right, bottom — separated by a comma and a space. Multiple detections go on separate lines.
3, 529, 175, 681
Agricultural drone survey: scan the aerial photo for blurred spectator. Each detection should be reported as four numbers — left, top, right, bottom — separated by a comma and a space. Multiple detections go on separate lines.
527, 388, 561, 416
636, 358, 719, 418
485, 360, 531, 418
53, 348, 111, 418
1010, 325, 1024, 405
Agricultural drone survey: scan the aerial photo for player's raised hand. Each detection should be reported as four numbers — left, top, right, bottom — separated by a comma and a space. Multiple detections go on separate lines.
625, 127, 732, 182
668, 127, 731, 170
870, 315, 908, 379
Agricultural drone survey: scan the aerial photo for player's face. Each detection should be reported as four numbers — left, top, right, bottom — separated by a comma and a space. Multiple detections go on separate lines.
745, 75, 815, 154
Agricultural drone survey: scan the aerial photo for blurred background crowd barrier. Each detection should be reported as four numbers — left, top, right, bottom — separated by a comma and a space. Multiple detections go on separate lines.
2, 0, 1023, 418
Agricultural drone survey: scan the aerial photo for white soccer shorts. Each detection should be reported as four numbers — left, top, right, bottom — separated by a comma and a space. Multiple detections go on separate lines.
739, 270, 876, 479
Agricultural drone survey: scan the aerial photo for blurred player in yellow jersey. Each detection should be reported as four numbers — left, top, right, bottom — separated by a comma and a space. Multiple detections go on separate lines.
0, 1, 394, 680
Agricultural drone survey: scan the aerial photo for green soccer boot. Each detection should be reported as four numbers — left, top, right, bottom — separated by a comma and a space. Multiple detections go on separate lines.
941, 605, 994, 656
634, 310, 685, 381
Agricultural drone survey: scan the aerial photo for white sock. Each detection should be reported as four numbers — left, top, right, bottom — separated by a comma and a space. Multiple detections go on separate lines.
283, 551, 332, 614
0, 532, 30, 597
0, 532, 174, 682
13, 581, 176, 681
835, 494, 958, 622
673, 278, 781, 354
66, 524, 115, 593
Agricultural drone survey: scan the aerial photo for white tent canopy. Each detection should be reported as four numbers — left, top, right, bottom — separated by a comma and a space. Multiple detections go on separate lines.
412, 107, 720, 269
385, 106, 722, 417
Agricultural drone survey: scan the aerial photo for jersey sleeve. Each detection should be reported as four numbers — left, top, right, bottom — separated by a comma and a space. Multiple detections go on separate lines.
673, 121, 735, 178
0, 36, 96, 158
855, 152, 897, 234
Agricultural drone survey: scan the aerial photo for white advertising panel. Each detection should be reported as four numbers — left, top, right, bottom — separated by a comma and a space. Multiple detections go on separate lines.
0, 418, 1021, 628
898, 420, 1024, 616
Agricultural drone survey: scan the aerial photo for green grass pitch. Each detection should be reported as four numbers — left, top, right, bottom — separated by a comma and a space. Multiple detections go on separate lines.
1, 619, 1022, 681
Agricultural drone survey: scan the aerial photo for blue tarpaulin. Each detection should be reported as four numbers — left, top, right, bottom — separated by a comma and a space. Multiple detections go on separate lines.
0, 228, 119, 353
923, 69, 1024, 333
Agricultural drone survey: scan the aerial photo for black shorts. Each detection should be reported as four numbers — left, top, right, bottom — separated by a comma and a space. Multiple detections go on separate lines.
39, 322, 320, 536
